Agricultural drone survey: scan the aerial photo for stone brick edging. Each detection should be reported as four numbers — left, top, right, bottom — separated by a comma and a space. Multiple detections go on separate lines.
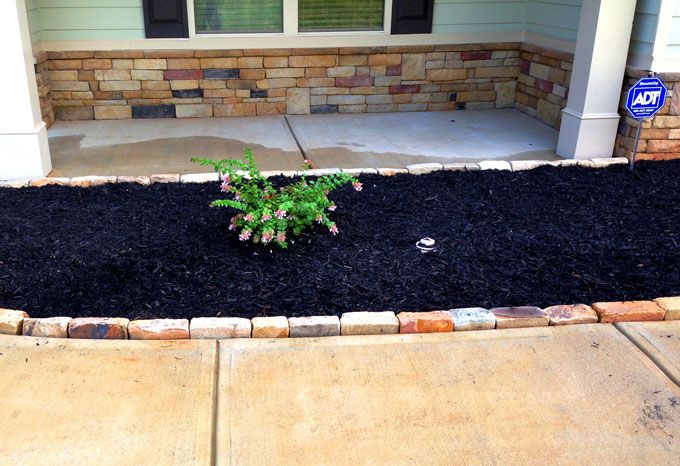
0, 157, 629, 188
1, 297, 678, 341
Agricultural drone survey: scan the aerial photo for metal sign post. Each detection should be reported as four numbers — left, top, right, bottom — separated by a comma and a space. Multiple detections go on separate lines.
625, 75, 668, 170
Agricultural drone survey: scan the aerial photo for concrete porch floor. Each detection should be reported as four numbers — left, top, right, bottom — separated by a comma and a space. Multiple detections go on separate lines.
47, 109, 560, 177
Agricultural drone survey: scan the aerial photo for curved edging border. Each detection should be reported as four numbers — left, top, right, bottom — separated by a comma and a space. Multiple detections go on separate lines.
1, 298, 678, 340
0, 157, 629, 188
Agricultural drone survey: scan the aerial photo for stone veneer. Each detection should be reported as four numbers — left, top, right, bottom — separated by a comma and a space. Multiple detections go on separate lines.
614, 69, 680, 161
515, 44, 573, 129
34, 51, 54, 128
42, 44, 527, 121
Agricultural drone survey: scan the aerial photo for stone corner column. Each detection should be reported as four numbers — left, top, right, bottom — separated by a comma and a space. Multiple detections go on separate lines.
0, 0, 51, 180
557, 0, 637, 159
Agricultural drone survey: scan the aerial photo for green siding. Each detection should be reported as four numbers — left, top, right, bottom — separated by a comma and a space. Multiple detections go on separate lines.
38, 0, 145, 41
432, 0, 526, 34
668, 0, 680, 55
27, 0, 42, 42
525, 0, 582, 42
629, 0, 660, 58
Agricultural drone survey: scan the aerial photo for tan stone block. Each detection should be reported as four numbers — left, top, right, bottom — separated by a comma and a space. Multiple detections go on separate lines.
495, 81, 516, 108
426, 68, 468, 81
176, 104, 213, 118
536, 99, 561, 127
141, 90, 172, 99
402, 53, 426, 80
262, 56, 288, 68
286, 87, 310, 115
70, 175, 117, 187
340, 312, 399, 335
226, 79, 257, 90
29, 178, 70, 187
350, 86, 389, 95
593, 301, 665, 323
131, 69, 164, 80
22, 317, 71, 338
338, 55, 367, 66
252, 316, 289, 338
240, 68, 265, 80
150, 174, 180, 183
289, 316, 340, 337
295, 78, 334, 88
55, 106, 94, 121
328, 66, 356, 77
458, 91, 496, 102
94, 50, 144, 59
652, 116, 680, 129
450, 308, 496, 331
367, 104, 398, 113
167, 58, 200, 69
48, 70, 78, 81
266, 68, 304, 78
199, 79, 227, 89
529, 62, 551, 80
82, 58, 111, 70
199, 57, 237, 69
112, 59, 133, 69
170, 80, 199, 90
654, 297, 680, 320
142, 80, 170, 91
238, 56, 263, 68
51, 81, 90, 91
474, 66, 520, 78
491, 307, 549, 328
397, 311, 453, 333
133, 58, 167, 70
337, 104, 366, 113
190, 317, 251, 339
368, 54, 401, 66
256, 101, 285, 115
0, 309, 28, 335
646, 139, 680, 153
99, 81, 141, 91
117, 176, 150, 185
94, 69, 131, 81
406, 163, 443, 174
49, 60, 82, 70
369, 66, 387, 76
214, 103, 257, 117
202, 89, 234, 98
128, 319, 190, 340
289, 55, 337, 67
304, 67, 327, 78
71, 91, 94, 100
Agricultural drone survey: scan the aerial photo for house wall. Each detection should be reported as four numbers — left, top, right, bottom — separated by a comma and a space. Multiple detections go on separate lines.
669, 0, 680, 55
629, 0, 660, 60
432, 0, 526, 34
524, 0, 582, 42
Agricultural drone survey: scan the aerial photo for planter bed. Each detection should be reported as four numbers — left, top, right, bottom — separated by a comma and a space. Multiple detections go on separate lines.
1, 160, 680, 323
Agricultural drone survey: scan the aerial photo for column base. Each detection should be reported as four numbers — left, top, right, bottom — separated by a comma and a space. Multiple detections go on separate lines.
0, 122, 51, 180
557, 108, 621, 160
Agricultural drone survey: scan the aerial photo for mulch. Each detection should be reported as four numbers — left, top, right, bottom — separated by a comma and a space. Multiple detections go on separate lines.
1, 160, 680, 320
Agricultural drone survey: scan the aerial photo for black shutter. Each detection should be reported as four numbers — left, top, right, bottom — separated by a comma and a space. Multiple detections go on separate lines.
143, 0, 189, 38
391, 0, 434, 34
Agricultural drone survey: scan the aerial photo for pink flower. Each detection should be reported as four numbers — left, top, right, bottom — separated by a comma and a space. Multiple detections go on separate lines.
220, 181, 230, 192
238, 230, 251, 241
222, 174, 230, 183
315, 214, 323, 223
327, 204, 337, 212
261, 230, 274, 244
228, 223, 236, 231
276, 231, 286, 243
261, 213, 272, 222
352, 182, 363, 192
275, 209, 287, 219
304, 159, 311, 165
234, 192, 242, 201
244, 213, 254, 222
329, 224, 338, 235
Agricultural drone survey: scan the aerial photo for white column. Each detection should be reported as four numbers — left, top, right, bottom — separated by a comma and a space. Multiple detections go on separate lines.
0, 0, 51, 180
557, 0, 637, 159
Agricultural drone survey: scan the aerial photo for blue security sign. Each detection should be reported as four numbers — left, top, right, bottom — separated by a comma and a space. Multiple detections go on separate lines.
625, 77, 668, 119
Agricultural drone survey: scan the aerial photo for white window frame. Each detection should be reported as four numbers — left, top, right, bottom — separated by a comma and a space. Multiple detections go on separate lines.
189, 0, 392, 38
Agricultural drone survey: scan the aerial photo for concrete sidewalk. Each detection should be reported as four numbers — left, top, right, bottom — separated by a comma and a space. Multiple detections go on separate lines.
1, 323, 679, 465
46, 110, 559, 177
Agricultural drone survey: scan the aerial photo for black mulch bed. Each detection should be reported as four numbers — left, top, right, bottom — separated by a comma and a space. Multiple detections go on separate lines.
2, 161, 680, 320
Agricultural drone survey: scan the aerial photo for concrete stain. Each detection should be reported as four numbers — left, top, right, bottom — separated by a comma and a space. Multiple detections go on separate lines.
48, 134, 305, 177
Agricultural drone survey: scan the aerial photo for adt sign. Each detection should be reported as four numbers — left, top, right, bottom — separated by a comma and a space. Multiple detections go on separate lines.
625, 77, 668, 119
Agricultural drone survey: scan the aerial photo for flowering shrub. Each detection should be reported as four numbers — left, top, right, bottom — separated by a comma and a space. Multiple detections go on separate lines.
193, 149, 361, 248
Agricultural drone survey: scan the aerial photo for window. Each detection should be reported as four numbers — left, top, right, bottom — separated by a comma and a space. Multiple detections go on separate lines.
194, 0, 283, 34
299, 0, 384, 32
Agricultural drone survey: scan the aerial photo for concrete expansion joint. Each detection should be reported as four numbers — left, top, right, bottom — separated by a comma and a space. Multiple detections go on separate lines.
0, 157, 630, 187
1, 297, 678, 341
